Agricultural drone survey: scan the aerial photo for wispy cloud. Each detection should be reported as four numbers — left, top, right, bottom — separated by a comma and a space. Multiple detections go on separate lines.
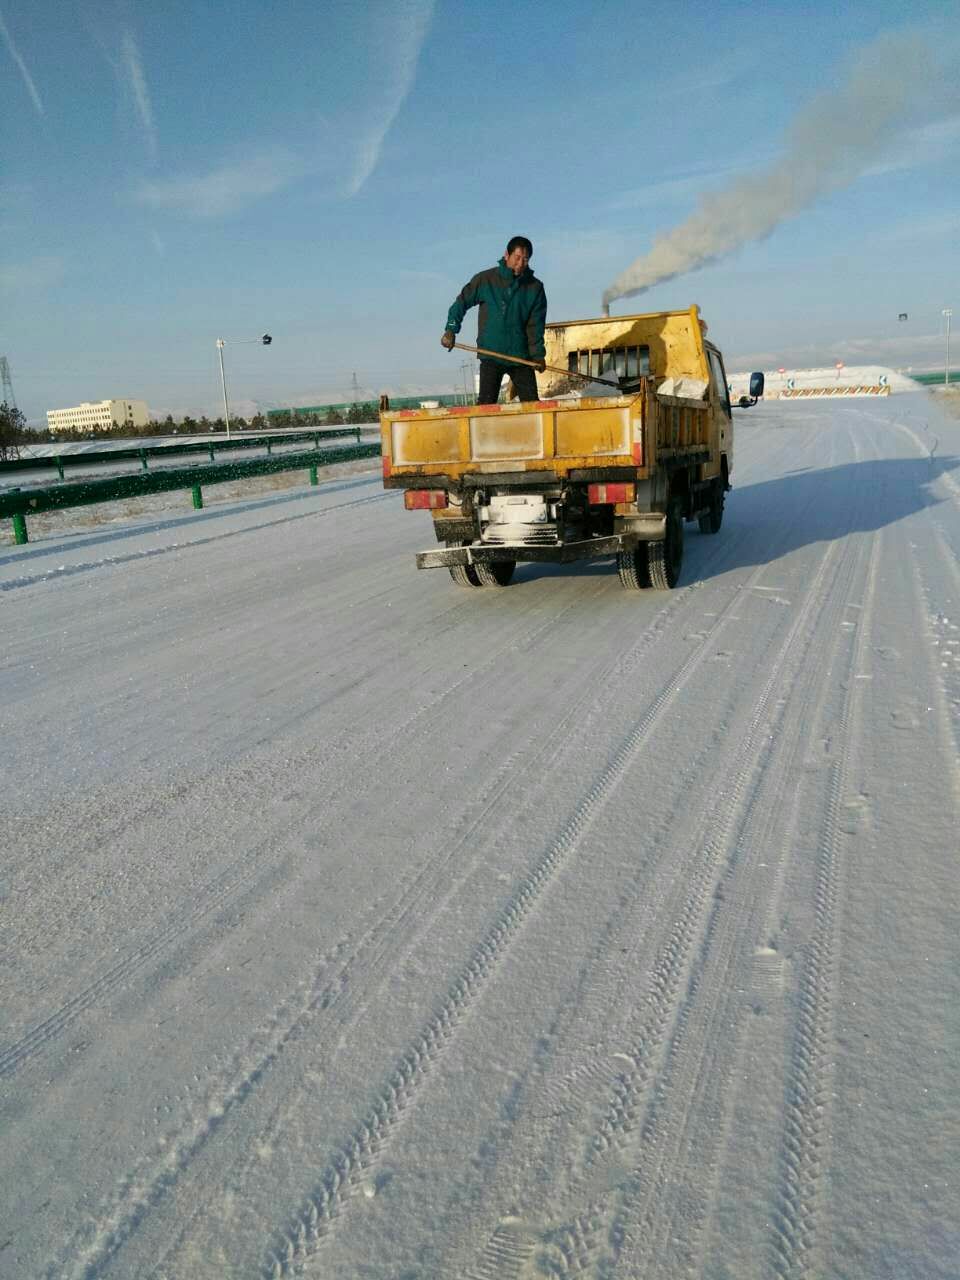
136, 148, 310, 216
344, 0, 436, 197
0, 8, 44, 116
120, 30, 158, 161
132, 0, 435, 218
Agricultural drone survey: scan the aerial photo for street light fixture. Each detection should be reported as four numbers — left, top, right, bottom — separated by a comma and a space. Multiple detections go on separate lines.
943, 309, 953, 387
215, 333, 273, 440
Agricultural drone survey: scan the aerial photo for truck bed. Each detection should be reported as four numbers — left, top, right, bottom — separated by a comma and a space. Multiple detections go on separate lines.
381, 387, 716, 488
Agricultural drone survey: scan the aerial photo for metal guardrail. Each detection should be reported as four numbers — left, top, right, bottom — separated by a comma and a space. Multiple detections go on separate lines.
0, 427, 371, 478
1, 442, 382, 544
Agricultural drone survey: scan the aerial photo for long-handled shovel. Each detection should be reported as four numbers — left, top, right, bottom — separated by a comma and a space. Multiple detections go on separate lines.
450, 341, 622, 390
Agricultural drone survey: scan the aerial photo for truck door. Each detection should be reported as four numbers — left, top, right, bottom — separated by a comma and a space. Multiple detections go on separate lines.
707, 348, 731, 417
706, 347, 732, 477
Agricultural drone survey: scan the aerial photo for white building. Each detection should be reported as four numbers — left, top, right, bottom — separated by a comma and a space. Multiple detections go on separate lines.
46, 399, 150, 434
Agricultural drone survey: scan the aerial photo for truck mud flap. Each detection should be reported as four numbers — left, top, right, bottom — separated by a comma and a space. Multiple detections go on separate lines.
417, 536, 626, 570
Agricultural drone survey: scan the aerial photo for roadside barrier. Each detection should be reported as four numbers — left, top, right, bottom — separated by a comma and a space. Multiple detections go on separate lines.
776, 386, 891, 398
1, 442, 381, 545
0, 427, 370, 478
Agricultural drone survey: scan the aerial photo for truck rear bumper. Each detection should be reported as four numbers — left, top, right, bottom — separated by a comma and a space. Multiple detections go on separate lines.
417, 531, 655, 570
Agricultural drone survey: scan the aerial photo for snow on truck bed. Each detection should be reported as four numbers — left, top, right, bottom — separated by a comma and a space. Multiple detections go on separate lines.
1, 391, 958, 1279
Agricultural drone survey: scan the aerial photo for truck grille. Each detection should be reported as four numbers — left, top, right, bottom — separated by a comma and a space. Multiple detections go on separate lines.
483, 525, 559, 546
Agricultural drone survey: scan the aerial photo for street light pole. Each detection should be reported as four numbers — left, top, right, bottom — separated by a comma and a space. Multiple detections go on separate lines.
944, 309, 953, 387
216, 339, 231, 439
214, 333, 273, 442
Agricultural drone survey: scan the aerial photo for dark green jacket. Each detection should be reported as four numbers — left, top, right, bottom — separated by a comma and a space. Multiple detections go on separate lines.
445, 259, 547, 361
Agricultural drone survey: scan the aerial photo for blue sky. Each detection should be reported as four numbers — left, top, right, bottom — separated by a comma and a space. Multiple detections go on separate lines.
2, 0, 959, 423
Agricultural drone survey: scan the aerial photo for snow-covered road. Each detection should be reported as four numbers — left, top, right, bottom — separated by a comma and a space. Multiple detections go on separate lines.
2, 393, 958, 1279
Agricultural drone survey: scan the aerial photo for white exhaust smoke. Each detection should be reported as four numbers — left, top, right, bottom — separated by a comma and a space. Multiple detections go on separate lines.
602, 33, 938, 312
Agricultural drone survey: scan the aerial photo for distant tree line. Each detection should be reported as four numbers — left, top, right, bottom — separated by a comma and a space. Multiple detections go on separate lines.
268, 402, 377, 427
0, 401, 376, 458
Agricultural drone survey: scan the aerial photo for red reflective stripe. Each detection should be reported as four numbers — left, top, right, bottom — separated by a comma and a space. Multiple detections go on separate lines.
588, 482, 635, 505
404, 489, 448, 510
382, 454, 392, 478
632, 441, 643, 465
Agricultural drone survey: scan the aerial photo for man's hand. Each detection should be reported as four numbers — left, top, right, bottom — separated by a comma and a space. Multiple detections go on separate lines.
534, 359, 546, 373
440, 331, 455, 350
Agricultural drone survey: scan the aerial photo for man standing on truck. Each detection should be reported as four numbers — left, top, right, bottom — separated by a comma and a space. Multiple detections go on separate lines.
441, 236, 547, 404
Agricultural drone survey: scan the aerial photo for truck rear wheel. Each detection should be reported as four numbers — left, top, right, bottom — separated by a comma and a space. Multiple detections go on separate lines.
617, 546, 652, 590
647, 499, 684, 589
698, 480, 724, 534
474, 560, 516, 587
449, 564, 482, 587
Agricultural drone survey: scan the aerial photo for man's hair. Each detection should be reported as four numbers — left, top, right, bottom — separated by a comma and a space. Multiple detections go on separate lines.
506, 235, 533, 257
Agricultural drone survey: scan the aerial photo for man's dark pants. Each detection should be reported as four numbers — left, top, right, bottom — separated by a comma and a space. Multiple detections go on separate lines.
478, 360, 539, 405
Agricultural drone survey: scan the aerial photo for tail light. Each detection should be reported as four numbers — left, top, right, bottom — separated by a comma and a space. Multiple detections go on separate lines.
588, 482, 636, 505
404, 489, 448, 510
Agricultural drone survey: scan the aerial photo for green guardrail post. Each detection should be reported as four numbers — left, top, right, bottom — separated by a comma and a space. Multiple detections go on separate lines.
56, 456, 65, 481
191, 485, 203, 509
266, 440, 273, 455
314, 434, 319, 450
209, 443, 216, 462
140, 449, 149, 471
355, 426, 361, 444
13, 512, 28, 544
309, 465, 318, 485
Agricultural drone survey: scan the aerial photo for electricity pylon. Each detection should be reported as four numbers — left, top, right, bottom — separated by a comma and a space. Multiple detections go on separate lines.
0, 356, 15, 409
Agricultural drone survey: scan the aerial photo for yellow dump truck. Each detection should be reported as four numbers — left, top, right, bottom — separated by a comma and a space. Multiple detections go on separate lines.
380, 305, 763, 589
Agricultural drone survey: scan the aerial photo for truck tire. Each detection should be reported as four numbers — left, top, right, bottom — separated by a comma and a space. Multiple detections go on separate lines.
698, 480, 724, 534
449, 564, 482, 587
617, 545, 652, 590
474, 560, 516, 587
647, 499, 684, 589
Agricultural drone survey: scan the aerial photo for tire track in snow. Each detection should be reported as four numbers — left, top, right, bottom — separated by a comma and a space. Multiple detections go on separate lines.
44, 581, 622, 1277
259, 560, 786, 1277
912, 525, 960, 808
768, 526, 880, 1280
632, 463, 881, 1278
1, 574, 608, 1079
541, 535, 844, 1277
52, 563, 718, 1279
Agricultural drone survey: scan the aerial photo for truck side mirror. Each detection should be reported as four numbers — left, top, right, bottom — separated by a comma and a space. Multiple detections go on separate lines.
749, 371, 764, 398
